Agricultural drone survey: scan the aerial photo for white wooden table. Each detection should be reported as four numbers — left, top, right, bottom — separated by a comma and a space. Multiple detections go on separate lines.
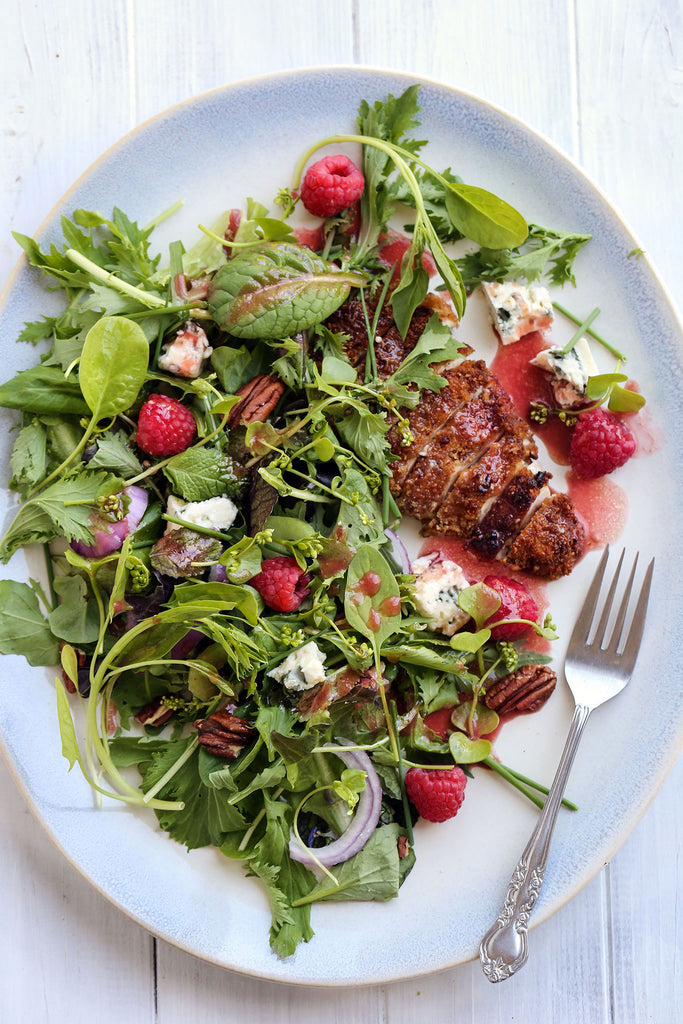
1, 2, 681, 1021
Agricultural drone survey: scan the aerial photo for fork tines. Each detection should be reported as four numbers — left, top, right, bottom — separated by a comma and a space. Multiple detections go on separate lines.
575, 547, 655, 658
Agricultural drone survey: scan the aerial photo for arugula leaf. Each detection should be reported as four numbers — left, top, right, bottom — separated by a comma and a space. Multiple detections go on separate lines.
0, 470, 122, 562
456, 223, 592, 289
294, 824, 411, 904
10, 420, 47, 497
164, 445, 243, 501
88, 430, 143, 476
386, 313, 464, 400
241, 792, 315, 957
388, 166, 465, 242
0, 580, 58, 665
140, 739, 247, 849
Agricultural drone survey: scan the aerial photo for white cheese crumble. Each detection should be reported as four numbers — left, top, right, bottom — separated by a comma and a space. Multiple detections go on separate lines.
158, 322, 213, 379
165, 494, 238, 533
267, 641, 327, 691
481, 281, 553, 344
411, 555, 470, 635
531, 337, 598, 407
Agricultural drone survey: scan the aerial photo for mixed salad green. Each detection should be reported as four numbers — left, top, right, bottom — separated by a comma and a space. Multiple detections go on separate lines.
0, 86, 594, 956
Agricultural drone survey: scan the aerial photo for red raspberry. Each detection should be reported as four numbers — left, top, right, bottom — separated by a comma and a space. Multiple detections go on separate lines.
569, 408, 636, 478
405, 766, 467, 823
483, 575, 539, 640
136, 394, 196, 457
299, 155, 365, 218
250, 556, 312, 613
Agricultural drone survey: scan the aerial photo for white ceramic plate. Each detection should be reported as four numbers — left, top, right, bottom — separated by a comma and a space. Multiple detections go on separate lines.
0, 68, 681, 986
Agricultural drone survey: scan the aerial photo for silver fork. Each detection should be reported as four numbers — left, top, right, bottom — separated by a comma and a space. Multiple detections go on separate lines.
479, 547, 655, 983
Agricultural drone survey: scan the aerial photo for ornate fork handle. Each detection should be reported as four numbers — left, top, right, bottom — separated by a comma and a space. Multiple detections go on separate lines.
480, 703, 592, 982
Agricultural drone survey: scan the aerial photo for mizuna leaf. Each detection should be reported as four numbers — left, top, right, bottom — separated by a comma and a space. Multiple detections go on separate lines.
208, 243, 365, 339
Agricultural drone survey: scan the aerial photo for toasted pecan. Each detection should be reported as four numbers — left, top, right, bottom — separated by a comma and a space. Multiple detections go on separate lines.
227, 374, 284, 428
484, 664, 557, 716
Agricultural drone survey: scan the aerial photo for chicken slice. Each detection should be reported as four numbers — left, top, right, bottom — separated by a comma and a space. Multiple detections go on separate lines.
466, 469, 551, 561
504, 493, 585, 579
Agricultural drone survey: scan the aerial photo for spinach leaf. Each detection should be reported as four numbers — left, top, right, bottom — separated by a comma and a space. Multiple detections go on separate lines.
445, 185, 528, 249
344, 544, 402, 648
0, 580, 58, 666
208, 243, 364, 339
78, 316, 149, 420
48, 574, 100, 644
0, 365, 90, 416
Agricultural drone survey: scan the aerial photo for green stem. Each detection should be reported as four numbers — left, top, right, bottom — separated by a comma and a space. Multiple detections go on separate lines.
554, 301, 627, 360
65, 249, 166, 308
483, 756, 577, 811
28, 416, 97, 496
559, 306, 601, 355
144, 199, 184, 232
143, 736, 199, 804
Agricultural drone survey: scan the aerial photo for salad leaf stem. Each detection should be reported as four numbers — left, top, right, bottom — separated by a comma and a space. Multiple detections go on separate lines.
559, 306, 601, 355
64, 248, 166, 308
483, 756, 577, 811
554, 301, 627, 360
142, 735, 199, 804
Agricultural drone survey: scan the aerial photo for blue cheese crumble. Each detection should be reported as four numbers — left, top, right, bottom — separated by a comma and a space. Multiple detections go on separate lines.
531, 337, 598, 407
411, 555, 470, 635
166, 494, 238, 533
267, 641, 327, 691
482, 282, 553, 344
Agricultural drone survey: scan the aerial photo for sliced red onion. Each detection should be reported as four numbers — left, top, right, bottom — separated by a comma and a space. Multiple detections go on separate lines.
170, 629, 204, 660
208, 563, 228, 582
71, 485, 148, 558
289, 740, 382, 868
384, 528, 410, 573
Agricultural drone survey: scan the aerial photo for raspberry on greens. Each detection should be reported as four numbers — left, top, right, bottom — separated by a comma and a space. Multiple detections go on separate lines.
483, 574, 539, 641
136, 394, 197, 457
250, 556, 312, 613
299, 154, 365, 218
569, 407, 636, 478
405, 766, 467, 823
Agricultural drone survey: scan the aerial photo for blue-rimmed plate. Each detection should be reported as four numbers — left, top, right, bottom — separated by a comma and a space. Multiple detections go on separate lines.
0, 67, 681, 985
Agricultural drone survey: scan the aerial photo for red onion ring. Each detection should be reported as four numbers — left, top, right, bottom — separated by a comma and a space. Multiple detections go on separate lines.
288, 740, 382, 868
71, 485, 148, 558
384, 528, 410, 573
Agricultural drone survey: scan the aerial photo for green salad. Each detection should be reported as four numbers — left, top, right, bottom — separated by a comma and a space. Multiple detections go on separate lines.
0, 86, 598, 957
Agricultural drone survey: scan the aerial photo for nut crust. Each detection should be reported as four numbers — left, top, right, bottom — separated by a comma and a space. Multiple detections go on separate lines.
484, 664, 557, 716
227, 374, 285, 428
194, 710, 256, 758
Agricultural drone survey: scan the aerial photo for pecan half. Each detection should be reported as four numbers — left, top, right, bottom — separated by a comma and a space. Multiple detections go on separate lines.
227, 374, 285, 428
194, 710, 256, 758
484, 665, 557, 716
135, 697, 174, 728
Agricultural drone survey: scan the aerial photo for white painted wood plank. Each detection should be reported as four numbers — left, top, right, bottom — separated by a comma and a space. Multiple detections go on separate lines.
354, 0, 578, 154
131, 0, 356, 123
0, 758, 154, 1024
155, 947, 385, 1023
1, 0, 133, 262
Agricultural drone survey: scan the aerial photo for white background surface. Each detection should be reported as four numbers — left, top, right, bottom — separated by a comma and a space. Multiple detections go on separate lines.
1, 1, 681, 1021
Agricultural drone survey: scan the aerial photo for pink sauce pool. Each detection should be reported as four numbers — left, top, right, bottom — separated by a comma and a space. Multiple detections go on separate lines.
567, 472, 629, 549
490, 331, 572, 464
